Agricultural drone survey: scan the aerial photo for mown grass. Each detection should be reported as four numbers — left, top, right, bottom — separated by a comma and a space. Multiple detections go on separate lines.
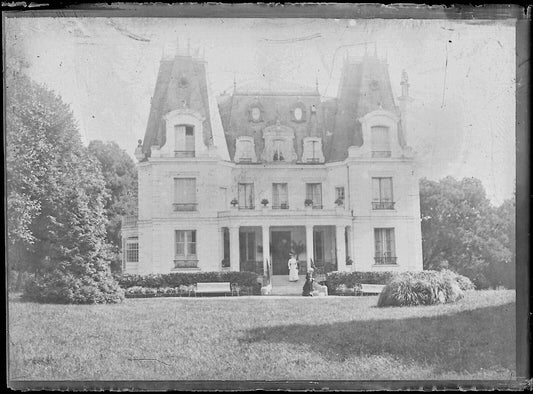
8, 290, 515, 381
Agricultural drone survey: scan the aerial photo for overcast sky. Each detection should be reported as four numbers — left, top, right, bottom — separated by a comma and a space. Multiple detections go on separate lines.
6, 17, 516, 205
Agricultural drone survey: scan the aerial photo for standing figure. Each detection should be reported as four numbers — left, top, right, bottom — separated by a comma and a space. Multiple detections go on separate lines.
302, 272, 314, 296
288, 254, 299, 282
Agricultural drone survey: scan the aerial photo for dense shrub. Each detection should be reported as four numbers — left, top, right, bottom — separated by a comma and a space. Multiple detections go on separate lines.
377, 270, 464, 308
325, 271, 395, 295
23, 269, 124, 304
116, 271, 261, 295
440, 269, 475, 291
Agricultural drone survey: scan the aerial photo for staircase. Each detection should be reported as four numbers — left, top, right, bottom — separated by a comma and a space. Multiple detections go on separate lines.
269, 275, 306, 296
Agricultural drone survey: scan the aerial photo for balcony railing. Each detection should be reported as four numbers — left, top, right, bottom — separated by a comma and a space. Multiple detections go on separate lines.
372, 151, 392, 158
174, 150, 195, 158
173, 203, 198, 211
272, 203, 289, 210
174, 259, 199, 269
372, 201, 395, 210
374, 256, 397, 265
306, 158, 321, 163
238, 205, 255, 210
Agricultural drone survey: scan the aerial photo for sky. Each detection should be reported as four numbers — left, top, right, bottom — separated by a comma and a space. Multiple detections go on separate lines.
5, 17, 516, 205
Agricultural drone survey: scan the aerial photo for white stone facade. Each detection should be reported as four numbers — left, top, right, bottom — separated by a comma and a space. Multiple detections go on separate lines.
121, 51, 424, 277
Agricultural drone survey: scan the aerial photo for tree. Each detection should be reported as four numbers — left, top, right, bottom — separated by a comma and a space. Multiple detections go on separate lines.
88, 140, 137, 272
419, 176, 515, 289
6, 72, 123, 303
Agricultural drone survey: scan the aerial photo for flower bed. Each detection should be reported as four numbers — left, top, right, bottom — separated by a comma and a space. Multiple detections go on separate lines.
116, 271, 261, 297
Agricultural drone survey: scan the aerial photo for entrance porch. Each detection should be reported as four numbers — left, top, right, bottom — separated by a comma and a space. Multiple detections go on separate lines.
220, 223, 353, 287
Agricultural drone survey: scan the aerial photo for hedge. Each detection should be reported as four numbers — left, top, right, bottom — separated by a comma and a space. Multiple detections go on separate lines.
115, 271, 261, 294
377, 270, 466, 307
325, 271, 395, 295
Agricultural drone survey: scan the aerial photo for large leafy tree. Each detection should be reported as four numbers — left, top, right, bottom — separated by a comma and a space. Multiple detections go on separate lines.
88, 140, 137, 272
420, 176, 515, 288
6, 71, 123, 303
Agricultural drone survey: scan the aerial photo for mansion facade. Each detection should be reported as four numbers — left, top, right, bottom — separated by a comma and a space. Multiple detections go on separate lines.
121, 46, 423, 278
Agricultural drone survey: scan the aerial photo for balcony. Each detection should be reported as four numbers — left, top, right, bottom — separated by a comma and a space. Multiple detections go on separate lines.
272, 203, 289, 210
173, 203, 198, 212
372, 151, 391, 158
372, 201, 395, 210
174, 150, 195, 158
374, 256, 397, 265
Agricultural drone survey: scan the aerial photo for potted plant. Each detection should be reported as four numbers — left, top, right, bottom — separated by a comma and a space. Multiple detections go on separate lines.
261, 198, 269, 207
304, 199, 313, 209
280, 202, 288, 209
335, 197, 344, 207
230, 198, 238, 208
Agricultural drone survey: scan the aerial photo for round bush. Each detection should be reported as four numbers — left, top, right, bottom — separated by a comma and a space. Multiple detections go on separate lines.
23, 269, 124, 304
377, 270, 465, 307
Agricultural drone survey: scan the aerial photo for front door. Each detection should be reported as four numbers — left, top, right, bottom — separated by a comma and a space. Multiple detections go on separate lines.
271, 231, 292, 275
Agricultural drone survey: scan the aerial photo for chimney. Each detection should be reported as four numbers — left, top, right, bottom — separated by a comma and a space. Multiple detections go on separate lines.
398, 69, 413, 146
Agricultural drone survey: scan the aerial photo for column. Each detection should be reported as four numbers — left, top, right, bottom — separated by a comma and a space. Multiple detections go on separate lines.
336, 225, 347, 272
346, 225, 354, 271
262, 225, 270, 277
305, 224, 314, 271
229, 225, 240, 272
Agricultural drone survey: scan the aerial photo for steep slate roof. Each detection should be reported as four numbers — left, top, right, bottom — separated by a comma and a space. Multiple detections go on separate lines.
328, 55, 401, 162
142, 55, 214, 156
143, 52, 402, 163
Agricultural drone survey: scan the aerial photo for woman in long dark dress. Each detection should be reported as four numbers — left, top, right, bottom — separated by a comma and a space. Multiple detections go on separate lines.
302, 272, 314, 296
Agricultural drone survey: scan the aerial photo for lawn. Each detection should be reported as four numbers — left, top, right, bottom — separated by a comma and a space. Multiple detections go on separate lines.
8, 290, 516, 381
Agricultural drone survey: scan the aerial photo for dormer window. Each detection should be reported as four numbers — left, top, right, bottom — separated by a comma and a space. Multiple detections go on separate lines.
273, 139, 285, 161
371, 126, 391, 158
234, 136, 257, 163
301, 137, 325, 164
174, 125, 195, 158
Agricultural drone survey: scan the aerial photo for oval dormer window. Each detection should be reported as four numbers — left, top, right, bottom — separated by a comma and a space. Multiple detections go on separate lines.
294, 107, 303, 121
251, 107, 261, 122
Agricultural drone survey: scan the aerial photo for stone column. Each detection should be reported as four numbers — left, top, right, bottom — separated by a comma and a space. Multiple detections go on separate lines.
336, 225, 347, 272
346, 225, 354, 271
305, 224, 314, 271
229, 226, 240, 272
262, 225, 270, 277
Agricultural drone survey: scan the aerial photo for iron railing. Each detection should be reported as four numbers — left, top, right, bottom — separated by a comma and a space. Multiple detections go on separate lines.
374, 256, 397, 265
174, 259, 199, 269
372, 201, 395, 210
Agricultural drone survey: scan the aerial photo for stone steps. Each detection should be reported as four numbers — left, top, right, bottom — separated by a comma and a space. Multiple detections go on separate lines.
269, 275, 306, 295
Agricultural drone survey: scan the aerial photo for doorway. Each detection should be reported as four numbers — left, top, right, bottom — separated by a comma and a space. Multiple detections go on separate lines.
271, 231, 292, 275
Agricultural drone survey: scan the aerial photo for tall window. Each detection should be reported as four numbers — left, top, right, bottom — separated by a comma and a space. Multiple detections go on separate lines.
238, 183, 255, 209
174, 125, 195, 157
372, 177, 394, 209
239, 231, 256, 261
371, 126, 391, 158
306, 140, 320, 163
173, 178, 197, 211
335, 187, 345, 204
239, 140, 253, 162
125, 238, 139, 263
273, 139, 285, 161
306, 183, 322, 209
313, 231, 324, 263
272, 183, 289, 209
175, 230, 197, 268
374, 228, 396, 265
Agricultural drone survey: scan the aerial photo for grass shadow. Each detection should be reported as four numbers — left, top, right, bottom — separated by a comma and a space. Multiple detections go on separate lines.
241, 302, 515, 374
